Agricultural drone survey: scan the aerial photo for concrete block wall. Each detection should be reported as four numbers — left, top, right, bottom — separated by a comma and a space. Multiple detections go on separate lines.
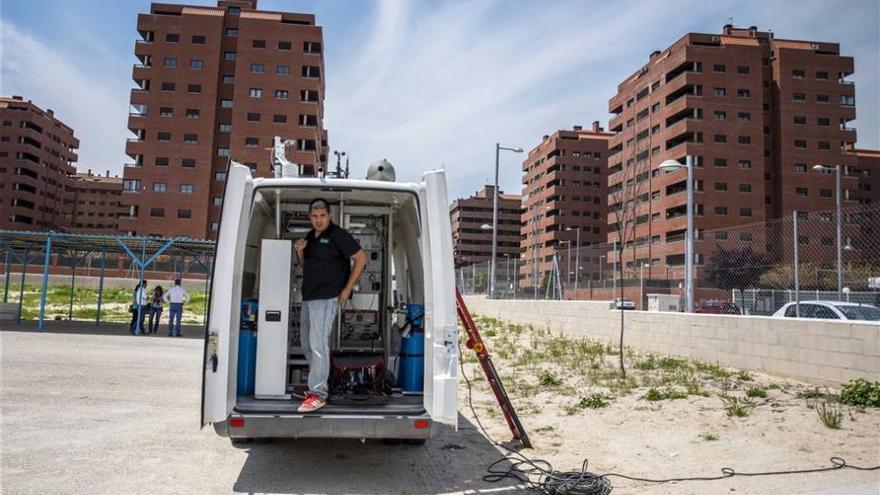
463, 296, 880, 384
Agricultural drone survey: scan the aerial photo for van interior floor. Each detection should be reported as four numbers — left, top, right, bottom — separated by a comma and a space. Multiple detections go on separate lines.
234, 394, 426, 416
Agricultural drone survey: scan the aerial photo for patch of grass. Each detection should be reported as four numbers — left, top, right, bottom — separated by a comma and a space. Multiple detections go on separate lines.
634, 354, 657, 370
745, 387, 767, 398
736, 370, 753, 381
537, 369, 562, 387
644, 387, 688, 401
694, 361, 732, 379
563, 394, 609, 415
658, 356, 687, 371
839, 379, 880, 408
699, 432, 719, 441
817, 401, 843, 429
686, 382, 712, 397
800, 386, 824, 400
534, 425, 556, 433
720, 395, 755, 417
767, 383, 782, 390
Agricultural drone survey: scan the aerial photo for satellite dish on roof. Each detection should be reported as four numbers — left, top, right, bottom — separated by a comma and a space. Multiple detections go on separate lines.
366, 159, 396, 181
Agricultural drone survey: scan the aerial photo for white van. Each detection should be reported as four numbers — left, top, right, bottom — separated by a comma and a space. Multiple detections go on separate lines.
201, 162, 459, 443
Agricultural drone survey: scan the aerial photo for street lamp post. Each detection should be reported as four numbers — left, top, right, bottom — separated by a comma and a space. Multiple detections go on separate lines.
566, 226, 581, 297
812, 164, 843, 299
599, 255, 605, 284
639, 262, 650, 310
490, 143, 524, 298
659, 156, 695, 312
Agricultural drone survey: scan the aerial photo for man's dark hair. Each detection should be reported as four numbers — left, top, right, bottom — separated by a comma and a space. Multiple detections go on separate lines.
309, 198, 331, 213
174, 278, 181, 286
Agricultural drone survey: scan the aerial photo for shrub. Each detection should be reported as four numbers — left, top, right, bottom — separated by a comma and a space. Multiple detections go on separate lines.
745, 387, 767, 398
537, 370, 562, 387
644, 387, 688, 401
817, 401, 843, 429
839, 379, 880, 408
720, 395, 754, 417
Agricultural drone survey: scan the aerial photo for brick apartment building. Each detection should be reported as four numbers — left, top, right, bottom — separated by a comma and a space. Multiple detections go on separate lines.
450, 185, 522, 266
520, 122, 612, 289
0, 96, 79, 232
67, 170, 124, 234
606, 25, 862, 277
120, 0, 327, 239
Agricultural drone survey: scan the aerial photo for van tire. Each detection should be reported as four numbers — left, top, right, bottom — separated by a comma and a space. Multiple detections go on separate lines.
230, 437, 251, 445
404, 439, 426, 446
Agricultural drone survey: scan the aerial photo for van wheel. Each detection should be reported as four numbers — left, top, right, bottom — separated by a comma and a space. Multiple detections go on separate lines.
230, 437, 252, 445
404, 439, 426, 446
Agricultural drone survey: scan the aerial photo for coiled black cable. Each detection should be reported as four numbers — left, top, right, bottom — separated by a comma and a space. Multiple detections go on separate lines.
458, 342, 880, 494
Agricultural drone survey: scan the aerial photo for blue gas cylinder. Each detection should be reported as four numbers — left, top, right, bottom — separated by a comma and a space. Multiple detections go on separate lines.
237, 329, 257, 396
398, 331, 424, 392
407, 303, 424, 329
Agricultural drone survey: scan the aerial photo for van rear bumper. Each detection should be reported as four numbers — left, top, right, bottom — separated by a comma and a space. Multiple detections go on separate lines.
214, 413, 443, 440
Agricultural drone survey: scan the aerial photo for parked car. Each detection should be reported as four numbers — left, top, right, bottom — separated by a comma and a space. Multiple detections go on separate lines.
695, 301, 742, 315
772, 301, 880, 321
613, 298, 636, 310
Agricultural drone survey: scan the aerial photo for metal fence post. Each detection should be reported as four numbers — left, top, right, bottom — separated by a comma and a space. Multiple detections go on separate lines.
38, 235, 52, 332
793, 211, 800, 317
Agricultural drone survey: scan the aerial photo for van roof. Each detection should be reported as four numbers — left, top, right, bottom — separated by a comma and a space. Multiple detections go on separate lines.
253, 176, 422, 194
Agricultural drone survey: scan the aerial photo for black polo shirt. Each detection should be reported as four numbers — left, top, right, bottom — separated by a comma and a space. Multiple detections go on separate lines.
301, 222, 362, 301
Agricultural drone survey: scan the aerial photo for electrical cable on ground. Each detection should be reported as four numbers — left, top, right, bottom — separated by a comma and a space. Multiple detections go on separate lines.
458, 342, 880, 495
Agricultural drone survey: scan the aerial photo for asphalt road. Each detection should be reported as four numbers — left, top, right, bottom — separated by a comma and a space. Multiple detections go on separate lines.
0, 322, 519, 495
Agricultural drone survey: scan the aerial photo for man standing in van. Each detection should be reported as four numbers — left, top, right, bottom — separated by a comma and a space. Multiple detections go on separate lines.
294, 198, 367, 413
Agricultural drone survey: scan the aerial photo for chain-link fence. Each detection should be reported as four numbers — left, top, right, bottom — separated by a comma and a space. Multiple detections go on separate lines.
455, 203, 880, 314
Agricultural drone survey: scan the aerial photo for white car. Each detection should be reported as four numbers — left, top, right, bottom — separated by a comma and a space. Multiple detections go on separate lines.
613, 298, 636, 310
772, 301, 880, 321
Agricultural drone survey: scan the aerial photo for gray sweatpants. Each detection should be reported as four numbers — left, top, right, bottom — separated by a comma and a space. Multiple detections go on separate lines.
300, 298, 338, 399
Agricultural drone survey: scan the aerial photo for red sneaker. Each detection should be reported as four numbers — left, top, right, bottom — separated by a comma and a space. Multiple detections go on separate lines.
297, 394, 326, 413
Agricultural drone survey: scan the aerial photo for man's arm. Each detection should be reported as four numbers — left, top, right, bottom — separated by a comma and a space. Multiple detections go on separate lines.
294, 238, 307, 267
339, 249, 367, 302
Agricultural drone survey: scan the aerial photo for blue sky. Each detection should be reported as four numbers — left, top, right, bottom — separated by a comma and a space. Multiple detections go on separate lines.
2, 0, 878, 199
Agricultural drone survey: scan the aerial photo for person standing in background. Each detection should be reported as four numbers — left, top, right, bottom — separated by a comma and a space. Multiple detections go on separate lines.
148, 285, 164, 335
163, 279, 189, 337
130, 280, 148, 335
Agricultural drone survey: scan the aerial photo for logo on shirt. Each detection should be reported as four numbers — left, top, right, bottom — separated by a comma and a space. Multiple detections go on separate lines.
319, 238, 330, 244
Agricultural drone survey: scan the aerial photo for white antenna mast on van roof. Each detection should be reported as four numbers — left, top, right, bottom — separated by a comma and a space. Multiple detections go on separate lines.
271, 136, 302, 178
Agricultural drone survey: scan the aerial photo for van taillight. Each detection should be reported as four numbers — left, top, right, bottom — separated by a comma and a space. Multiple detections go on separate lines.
414, 420, 430, 429
230, 418, 245, 428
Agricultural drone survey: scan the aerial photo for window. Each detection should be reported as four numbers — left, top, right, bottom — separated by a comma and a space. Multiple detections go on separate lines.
150, 208, 165, 217
737, 112, 751, 122
217, 148, 229, 157
227, 6, 241, 14
250, 63, 264, 73
221, 99, 233, 108
714, 182, 728, 192
714, 110, 726, 120
739, 160, 751, 169
159, 107, 173, 117
817, 94, 829, 103
165, 33, 179, 43
302, 66, 320, 78
212, 197, 222, 206
163, 57, 177, 68
183, 109, 198, 119
821, 237, 834, 246
252, 39, 266, 48
652, 102, 660, 113
739, 208, 752, 217
157, 132, 171, 141
817, 117, 830, 126
155, 157, 169, 166
714, 158, 727, 167
739, 184, 751, 193
796, 187, 808, 197
713, 64, 726, 73
214, 172, 227, 181
182, 158, 196, 168
840, 95, 855, 106
249, 88, 262, 98
739, 232, 753, 241
278, 41, 292, 50
187, 84, 201, 93
299, 114, 318, 126
818, 141, 830, 150
192, 35, 206, 44
273, 114, 287, 123
713, 87, 726, 96
177, 209, 192, 219
737, 65, 749, 74
222, 75, 234, 84
715, 206, 728, 215
183, 133, 197, 144
218, 123, 232, 133
224, 51, 236, 61
225, 28, 238, 37
123, 180, 141, 192
737, 88, 750, 98
816, 71, 828, 80
794, 139, 807, 149
794, 115, 806, 125
211, 222, 219, 232
276, 65, 290, 75
180, 184, 193, 194
247, 112, 260, 122
161, 82, 175, 91
304, 41, 322, 53
738, 136, 751, 145
792, 69, 805, 79
190, 59, 204, 70
245, 137, 259, 147
275, 90, 289, 99
714, 134, 727, 143
152, 182, 166, 192
793, 92, 805, 101
820, 189, 832, 198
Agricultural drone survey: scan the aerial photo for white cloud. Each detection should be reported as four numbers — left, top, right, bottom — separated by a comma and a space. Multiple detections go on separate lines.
1, 20, 131, 176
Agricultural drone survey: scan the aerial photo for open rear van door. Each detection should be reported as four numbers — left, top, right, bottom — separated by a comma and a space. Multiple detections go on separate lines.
201, 163, 253, 427
420, 170, 458, 428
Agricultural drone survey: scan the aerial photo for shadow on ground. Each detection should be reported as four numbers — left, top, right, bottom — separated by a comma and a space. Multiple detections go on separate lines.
230, 415, 524, 495
0, 320, 205, 340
